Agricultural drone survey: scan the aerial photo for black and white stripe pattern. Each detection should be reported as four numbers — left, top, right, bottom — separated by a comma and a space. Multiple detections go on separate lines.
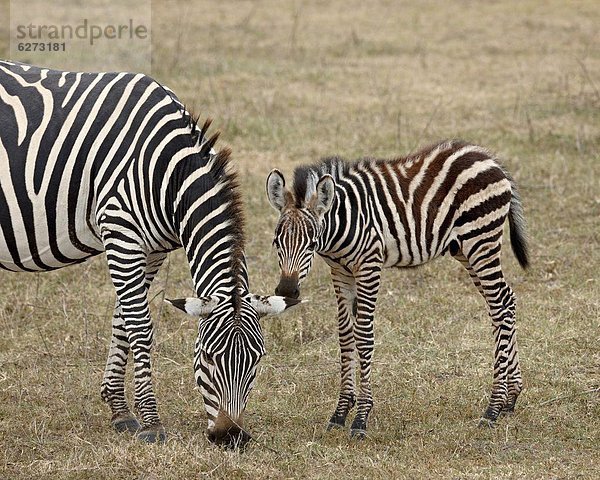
0, 61, 298, 446
266, 140, 529, 437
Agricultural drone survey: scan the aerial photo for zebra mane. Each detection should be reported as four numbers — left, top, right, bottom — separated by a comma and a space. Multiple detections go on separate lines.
210, 145, 247, 312
186, 111, 202, 145
292, 157, 349, 207
181, 108, 210, 147
292, 141, 465, 205
181, 110, 247, 311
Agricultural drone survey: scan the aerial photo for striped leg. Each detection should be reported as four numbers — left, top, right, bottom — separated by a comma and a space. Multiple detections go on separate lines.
349, 264, 381, 439
101, 219, 165, 443
461, 245, 522, 425
101, 299, 139, 433
101, 252, 167, 434
454, 252, 485, 298
327, 268, 357, 430
142, 252, 168, 291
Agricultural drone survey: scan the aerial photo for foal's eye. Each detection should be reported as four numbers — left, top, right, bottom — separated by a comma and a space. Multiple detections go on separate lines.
272, 239, 279, 248
203, 352, 215, 367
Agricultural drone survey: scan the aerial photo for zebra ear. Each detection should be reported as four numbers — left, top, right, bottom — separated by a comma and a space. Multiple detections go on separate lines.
165, 296, 219, 317
249, 294, 303, 318
310, 174, 335, 218
266, 169, 293, 212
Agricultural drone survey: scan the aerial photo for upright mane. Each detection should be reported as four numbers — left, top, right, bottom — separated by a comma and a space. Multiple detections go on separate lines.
291, 141, 467, 206
292, 157, 350, 207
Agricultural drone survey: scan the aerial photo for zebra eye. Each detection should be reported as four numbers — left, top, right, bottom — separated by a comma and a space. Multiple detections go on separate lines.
309, 240, 317, 250
272, 239, 279, 249
203, 352, 215, 367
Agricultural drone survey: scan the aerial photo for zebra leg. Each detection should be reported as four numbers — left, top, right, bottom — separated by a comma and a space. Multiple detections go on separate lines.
461, 246, 522, 426
327, 268, 357, 431
503, 340, 523, 415
143, 252, 168, 291
101, 299, 140, 434
456, 251, 523, 415
454, 252, 485, 298
136, 251, 168, 437
101, 252, 167, 435
103, 236, 166, 443
349, 265, 381, 439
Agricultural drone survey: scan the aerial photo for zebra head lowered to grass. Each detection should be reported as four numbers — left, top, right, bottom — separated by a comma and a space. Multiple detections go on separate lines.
0, 61, 299, 448
266, 140, 529, 438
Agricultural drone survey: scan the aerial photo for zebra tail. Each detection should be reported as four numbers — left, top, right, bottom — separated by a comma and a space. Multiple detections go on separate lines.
508, 180, 530, 269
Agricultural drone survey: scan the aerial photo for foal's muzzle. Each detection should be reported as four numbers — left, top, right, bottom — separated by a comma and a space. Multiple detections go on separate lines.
275, 274, 300, 299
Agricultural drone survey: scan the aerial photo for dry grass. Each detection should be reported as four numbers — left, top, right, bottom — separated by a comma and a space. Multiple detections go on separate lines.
1, 0, 599, 478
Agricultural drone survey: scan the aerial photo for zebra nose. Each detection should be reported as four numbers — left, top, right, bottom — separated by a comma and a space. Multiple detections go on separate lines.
208, 428, 250, 449
207, 411, 250, 449
207, 426, 250, 449
275, 277, 300, 299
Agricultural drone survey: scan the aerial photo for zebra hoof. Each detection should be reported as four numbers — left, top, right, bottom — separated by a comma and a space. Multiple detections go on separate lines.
477, 417, 496, 428
349, 428, 367, 440
136, 425, 167, 444
479, 405, 500, 426
112, 413, 141, 434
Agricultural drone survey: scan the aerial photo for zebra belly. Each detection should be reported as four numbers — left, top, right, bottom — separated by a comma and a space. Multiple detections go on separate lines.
381, 232, 439, 268
0, 173, 104, 272
383, 250, 434, 268
0, 220, 104, 272
0, 242, 101, 272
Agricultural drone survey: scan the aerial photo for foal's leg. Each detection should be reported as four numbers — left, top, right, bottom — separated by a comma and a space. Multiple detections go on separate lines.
348, 262, 382, 438
327, 268, 357, 430
460, 243, 522, 425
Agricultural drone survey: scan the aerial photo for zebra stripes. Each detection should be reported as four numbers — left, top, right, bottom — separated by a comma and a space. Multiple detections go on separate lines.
267, 140, 529, 437
0, 60, 298, 446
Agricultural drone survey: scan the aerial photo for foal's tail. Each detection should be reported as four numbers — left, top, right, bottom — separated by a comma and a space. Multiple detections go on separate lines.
507, 178, 530, 269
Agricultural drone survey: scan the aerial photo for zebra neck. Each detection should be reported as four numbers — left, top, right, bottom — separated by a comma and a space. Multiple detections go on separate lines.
185, 240, 249, 300
314, 160, 368, 255
318, 194, 341, 253
177, 205, 249, 299
170, 158, 249, 300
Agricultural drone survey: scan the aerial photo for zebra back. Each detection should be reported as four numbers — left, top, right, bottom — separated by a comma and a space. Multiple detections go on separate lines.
289, 140, 529, 269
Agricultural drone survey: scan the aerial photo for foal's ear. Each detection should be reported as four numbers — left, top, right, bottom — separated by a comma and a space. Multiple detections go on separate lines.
165, 296, 219, 317
266, 169, 293, 212
249, 294, 303, 318
309, 174, 335, 218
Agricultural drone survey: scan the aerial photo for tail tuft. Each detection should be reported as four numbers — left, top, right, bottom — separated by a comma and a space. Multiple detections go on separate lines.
507, 180, 530, 269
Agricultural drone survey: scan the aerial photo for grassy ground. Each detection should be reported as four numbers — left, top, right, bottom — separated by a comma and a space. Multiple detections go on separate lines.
1, 0, 599, 478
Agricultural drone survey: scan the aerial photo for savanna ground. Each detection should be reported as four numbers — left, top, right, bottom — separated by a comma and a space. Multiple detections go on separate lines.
0, 1, 599, 478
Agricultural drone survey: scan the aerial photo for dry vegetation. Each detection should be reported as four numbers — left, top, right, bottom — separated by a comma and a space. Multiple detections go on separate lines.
0, 0, 599, 478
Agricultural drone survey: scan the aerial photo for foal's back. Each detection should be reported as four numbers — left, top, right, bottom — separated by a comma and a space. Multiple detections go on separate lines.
327, 140, 514, 267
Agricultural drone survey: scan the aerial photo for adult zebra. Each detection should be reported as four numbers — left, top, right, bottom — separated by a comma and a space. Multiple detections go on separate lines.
0, 60, 298, 447
266, 140, 529, 438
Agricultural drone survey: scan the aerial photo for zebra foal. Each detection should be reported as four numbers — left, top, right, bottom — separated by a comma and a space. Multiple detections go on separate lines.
266, 140, 529, 438
0, 61, 298, 447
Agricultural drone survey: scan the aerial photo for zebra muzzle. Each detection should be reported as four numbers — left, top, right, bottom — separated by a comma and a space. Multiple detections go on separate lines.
207, 411, 250, 449
275, 274, 300, 299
